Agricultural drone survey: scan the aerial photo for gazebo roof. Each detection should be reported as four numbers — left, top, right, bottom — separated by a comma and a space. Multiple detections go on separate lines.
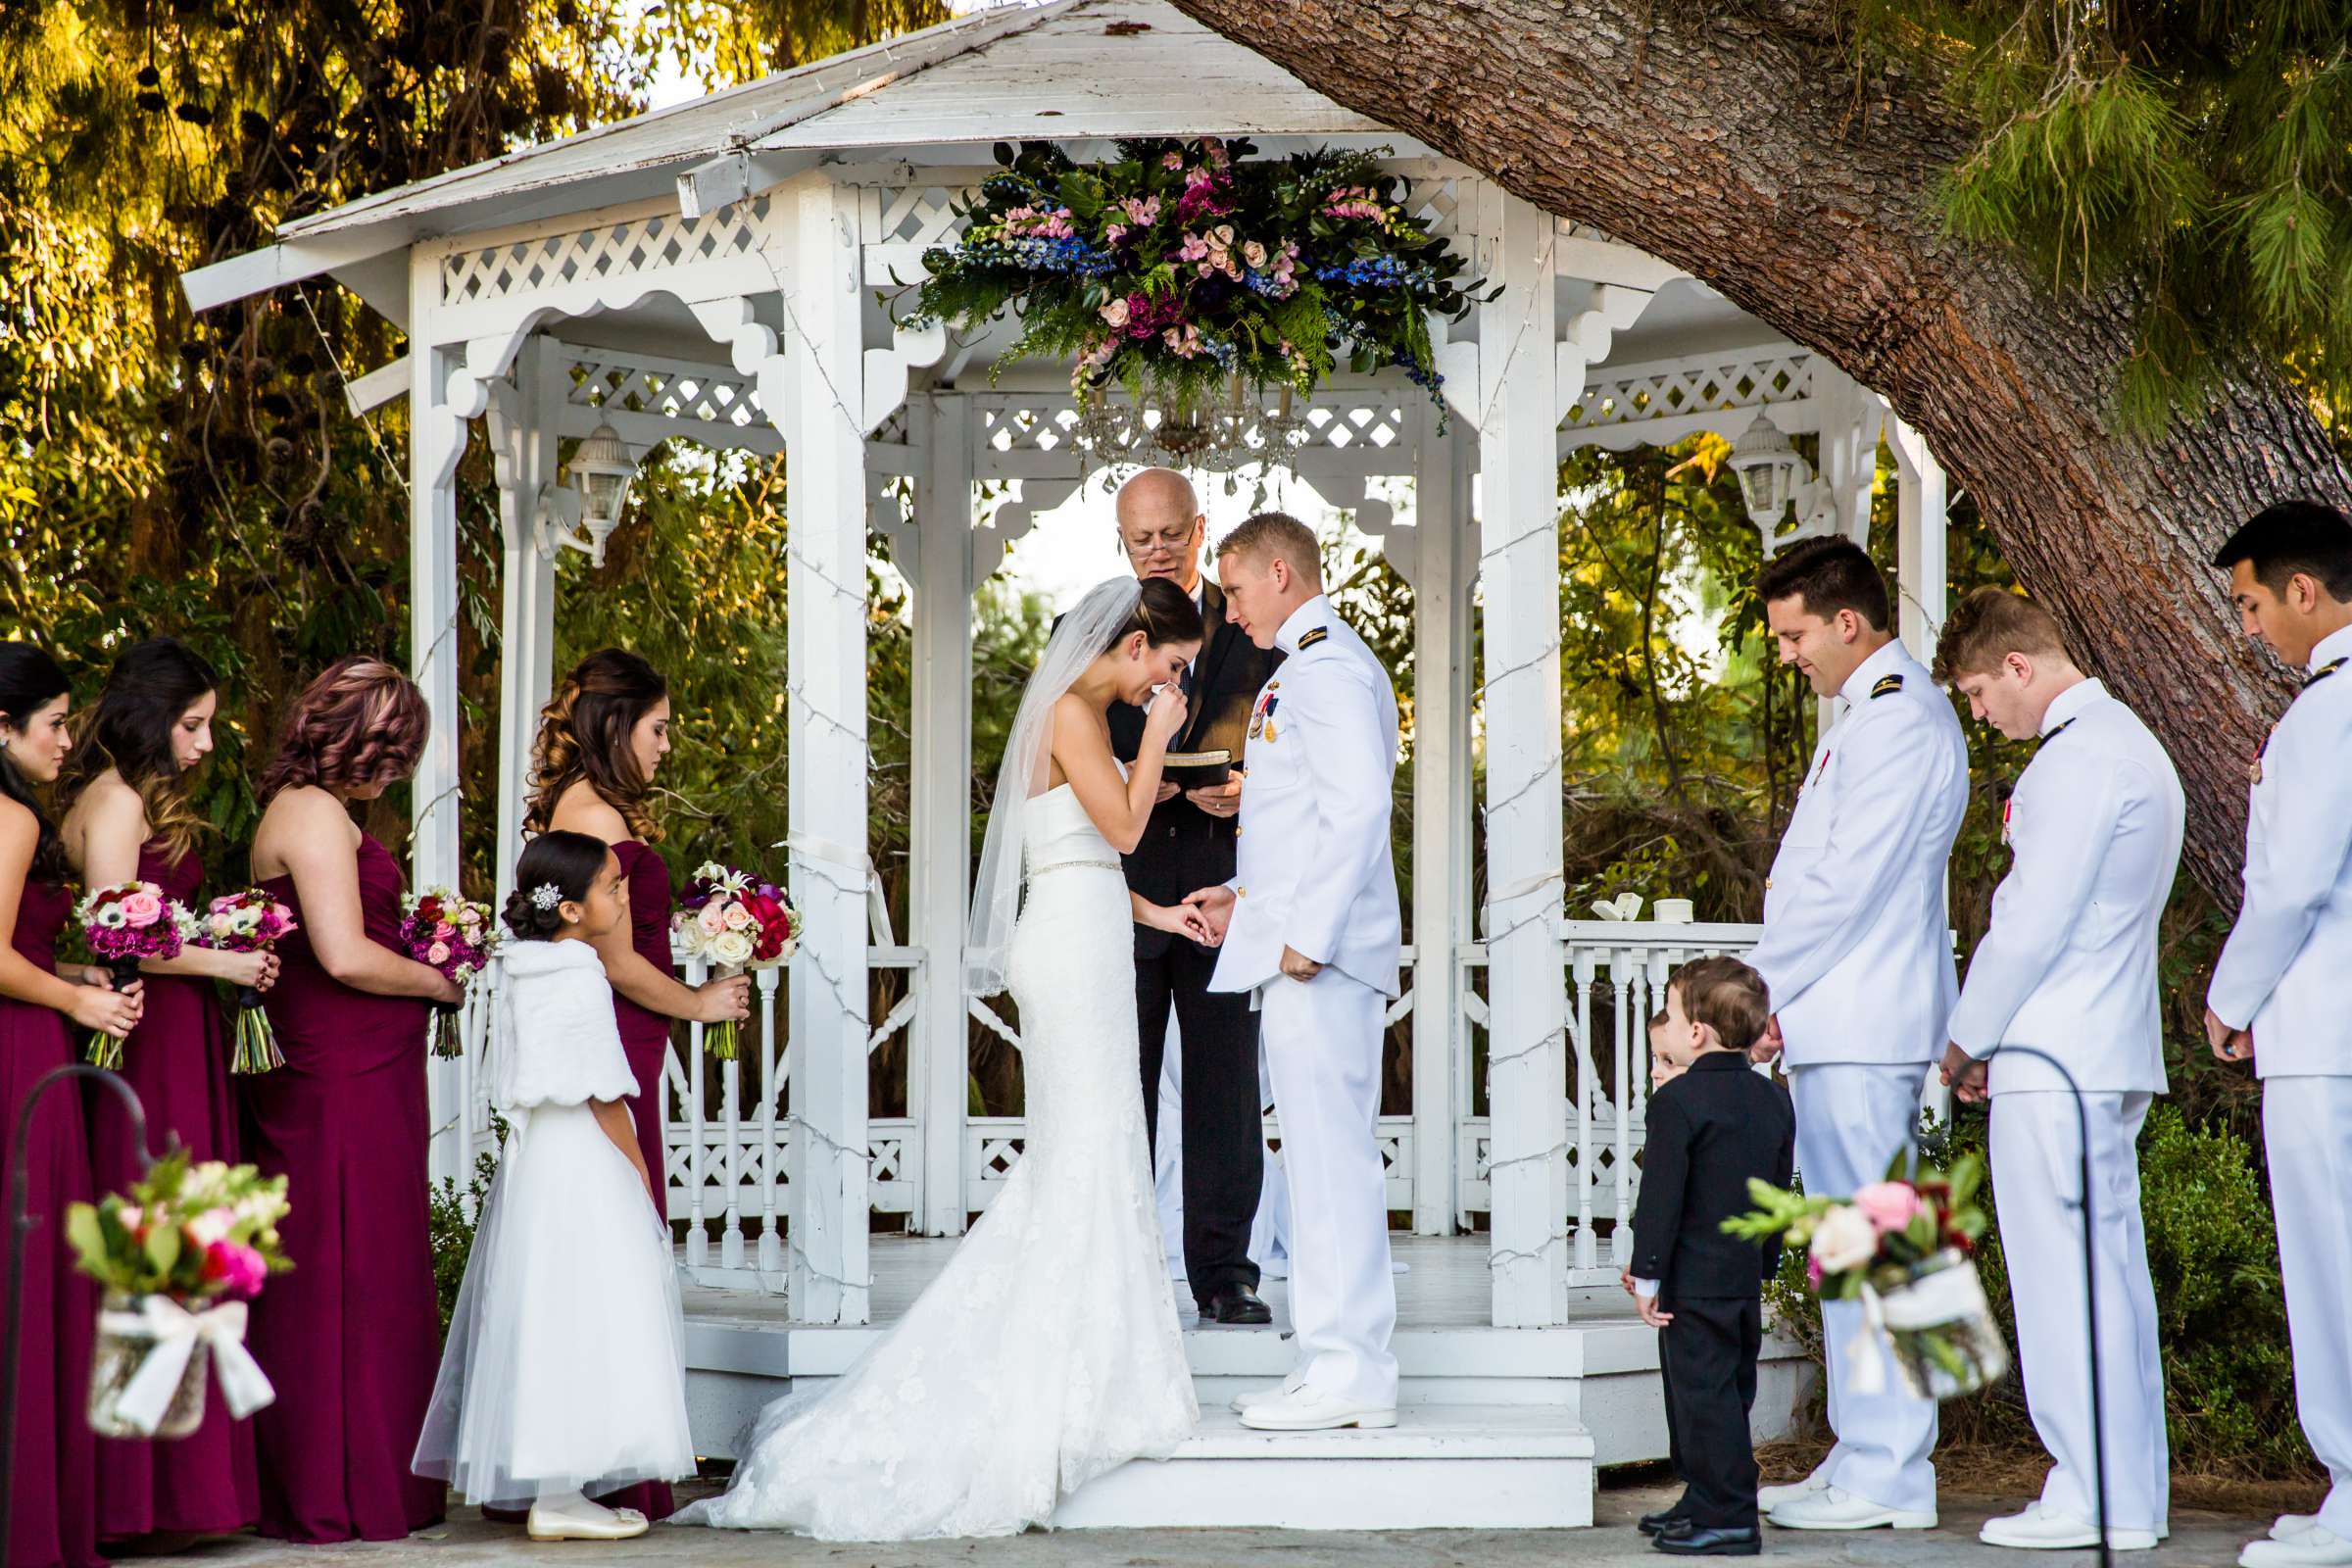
187, 0, 1410, 321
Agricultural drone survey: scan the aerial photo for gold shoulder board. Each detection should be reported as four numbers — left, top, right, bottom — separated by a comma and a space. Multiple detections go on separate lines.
1870, 674, 1904, 699
1298, 627, 1329, 650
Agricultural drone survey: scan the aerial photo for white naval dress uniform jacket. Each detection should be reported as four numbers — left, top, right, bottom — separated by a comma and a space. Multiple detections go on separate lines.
1952, 677, 2182, 1536
1210, 596, 1402, 1408
2207, 621, 2352, 1543
1746, 637, 1966, 1515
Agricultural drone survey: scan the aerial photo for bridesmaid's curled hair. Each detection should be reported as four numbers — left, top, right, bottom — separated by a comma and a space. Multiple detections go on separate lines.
0, 642, 72, 880
256, 658, 430, 804
524, 649, 667, 844
502, 829, 612, 941
60, 637, 221, 866
1100, 575, 1203, 656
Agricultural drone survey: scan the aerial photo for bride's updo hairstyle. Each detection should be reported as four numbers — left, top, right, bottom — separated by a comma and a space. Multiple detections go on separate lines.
502, 829, 612, 941
1100, 575, 1203, 656
524, 649, 667, 843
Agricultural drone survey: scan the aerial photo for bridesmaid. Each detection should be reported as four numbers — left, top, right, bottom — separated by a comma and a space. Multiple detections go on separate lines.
0, 643, 141, 1568
523, 649, 747, 1526
241, 658, 457, 1544
59, 638, 272, 1547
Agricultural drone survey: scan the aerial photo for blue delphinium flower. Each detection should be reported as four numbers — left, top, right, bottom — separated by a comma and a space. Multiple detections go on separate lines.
1314, 255, 1436, 290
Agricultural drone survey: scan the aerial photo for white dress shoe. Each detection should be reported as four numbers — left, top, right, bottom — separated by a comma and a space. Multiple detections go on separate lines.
1227, 1378, 1299, 1414
1980, 1503, 2158, 1550
2277, 1516, 2324, 1543
1235, 1386, 1397, 1432
2241, 1527, 2352, 1567
1769, 1485, 1937, 1532
526, 1492, 649, 1543
1756, 1462, 1834, 1513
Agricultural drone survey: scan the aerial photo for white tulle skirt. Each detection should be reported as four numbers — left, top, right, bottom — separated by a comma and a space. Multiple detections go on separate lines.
414, 1102, 694, 1507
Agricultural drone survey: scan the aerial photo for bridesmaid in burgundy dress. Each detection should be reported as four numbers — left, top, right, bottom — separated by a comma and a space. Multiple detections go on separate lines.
525, 650, 747, 1525
0, 643, 142, 1568
60, 638, 274, 1546
241, 658, 459, 1544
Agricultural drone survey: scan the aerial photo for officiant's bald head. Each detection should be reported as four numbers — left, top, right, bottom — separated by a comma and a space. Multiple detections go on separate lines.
1116, 467, 1205, 595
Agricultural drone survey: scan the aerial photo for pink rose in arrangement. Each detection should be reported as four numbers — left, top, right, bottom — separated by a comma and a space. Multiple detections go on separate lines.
201, 1239, 270, 1298
1100, 297, 1130, 328
118, 891, 164, 927
698, 902, 729, 937
425, 940, 452, 966
1851, 1181, 1926, 1235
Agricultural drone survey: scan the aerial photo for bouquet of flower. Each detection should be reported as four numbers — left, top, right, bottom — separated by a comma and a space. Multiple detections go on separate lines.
193, 889, 298, 1075
65, 1149, 290, 1439
672, 861, 799, 1061
75, 881, 184, 1069
399, 888, 498, 1059
906, 137, 1483, 425
1725, 1154, 2008, 1399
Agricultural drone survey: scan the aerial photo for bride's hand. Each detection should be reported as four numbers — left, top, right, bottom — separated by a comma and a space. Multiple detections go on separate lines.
1143, 683, 1188, 746
1143, 901, 1217, 945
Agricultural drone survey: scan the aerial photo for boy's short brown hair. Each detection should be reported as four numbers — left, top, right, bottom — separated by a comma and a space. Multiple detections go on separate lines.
1933, 586, 2073, 685
1668, 956, 1771, 1057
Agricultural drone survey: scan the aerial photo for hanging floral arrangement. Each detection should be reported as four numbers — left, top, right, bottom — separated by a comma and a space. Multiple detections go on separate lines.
903, 137, 1483, 423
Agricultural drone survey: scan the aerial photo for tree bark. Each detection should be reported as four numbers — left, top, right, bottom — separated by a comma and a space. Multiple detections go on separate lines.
1167, 0, 2352, 901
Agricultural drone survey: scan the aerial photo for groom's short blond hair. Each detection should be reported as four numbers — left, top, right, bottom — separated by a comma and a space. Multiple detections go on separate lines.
1216, 512, 1323, 588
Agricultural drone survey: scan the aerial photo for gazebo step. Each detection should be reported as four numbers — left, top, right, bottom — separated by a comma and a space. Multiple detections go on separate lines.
1053, 1405, 1595, 1530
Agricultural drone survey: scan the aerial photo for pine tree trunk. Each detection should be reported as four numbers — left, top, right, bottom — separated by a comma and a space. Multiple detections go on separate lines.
1167, 0, 2352, 902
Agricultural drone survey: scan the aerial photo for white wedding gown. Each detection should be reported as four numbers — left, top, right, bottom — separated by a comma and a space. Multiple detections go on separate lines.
682, 784, 1198, 1539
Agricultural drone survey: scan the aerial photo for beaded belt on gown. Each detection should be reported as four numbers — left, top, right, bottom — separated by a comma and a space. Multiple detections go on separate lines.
1027, 858, 1120, 884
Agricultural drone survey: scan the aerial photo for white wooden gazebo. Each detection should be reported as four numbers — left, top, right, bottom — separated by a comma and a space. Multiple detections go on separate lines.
185, 0, 1951, 1522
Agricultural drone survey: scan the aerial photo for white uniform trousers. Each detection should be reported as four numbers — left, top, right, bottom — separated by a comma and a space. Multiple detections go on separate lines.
1989, 1091, 2168, 1534
2266, 1076, 2352, 1540
1260, 968, 1396, 1407
1789, 1061, 1939, 1513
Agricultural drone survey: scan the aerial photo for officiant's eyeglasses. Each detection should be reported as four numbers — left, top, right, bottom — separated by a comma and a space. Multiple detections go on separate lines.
1120, 522, 1200, 560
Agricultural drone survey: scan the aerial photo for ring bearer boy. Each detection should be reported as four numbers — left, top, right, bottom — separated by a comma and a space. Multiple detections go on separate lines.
1934, 587, 2182, 1553
1743, 537, 1967, 1532
2200, 502, 2352, 1568
1627, 956, 1795, 1558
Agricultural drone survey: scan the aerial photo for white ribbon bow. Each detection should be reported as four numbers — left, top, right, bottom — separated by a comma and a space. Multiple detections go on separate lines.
104, 1297, 276, 1436
1846, 1281, 1892, 1396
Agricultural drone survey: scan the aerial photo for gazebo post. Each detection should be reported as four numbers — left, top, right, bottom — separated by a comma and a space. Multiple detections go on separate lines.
1408, 412, 1473, 1237
1890, 418, 1949, 664
908, 390, 975, 1237
776, 172, 873, 1325
1475, 189, 1571, 1327
487, 336, 564, 906
408, 254, 470, 1190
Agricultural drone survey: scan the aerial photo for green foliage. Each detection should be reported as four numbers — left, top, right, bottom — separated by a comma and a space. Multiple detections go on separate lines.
1846, 0, 2352, 431
64, 1148, 291, 1300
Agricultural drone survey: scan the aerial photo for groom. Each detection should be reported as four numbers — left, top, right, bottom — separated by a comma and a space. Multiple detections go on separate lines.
1188, 511, 1402, 1433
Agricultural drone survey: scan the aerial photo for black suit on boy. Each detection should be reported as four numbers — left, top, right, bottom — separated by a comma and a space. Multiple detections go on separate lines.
1631, 1052, 1796, 1539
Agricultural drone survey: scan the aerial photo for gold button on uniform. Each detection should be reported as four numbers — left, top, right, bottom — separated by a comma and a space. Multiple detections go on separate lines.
1764, 877, 1775, 891
1237, 886, 1247, 899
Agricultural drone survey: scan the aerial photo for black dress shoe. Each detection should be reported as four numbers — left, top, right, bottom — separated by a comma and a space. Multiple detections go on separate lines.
1639, 1508, 1690, 1538
1653, 1520, 1761, 1556
1201, 1284, 1273, 1324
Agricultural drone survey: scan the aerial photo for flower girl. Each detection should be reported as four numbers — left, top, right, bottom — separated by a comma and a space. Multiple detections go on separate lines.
414, 831, 694, 1541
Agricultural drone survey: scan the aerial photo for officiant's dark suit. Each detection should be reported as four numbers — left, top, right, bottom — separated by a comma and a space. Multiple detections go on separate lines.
1108, 573, 1282, 1322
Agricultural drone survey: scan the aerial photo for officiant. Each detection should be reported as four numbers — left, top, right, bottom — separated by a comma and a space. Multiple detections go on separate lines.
1108, 468, 1280, 1325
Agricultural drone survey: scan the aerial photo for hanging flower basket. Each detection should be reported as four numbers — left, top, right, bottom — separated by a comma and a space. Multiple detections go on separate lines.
1726, 1152, 2009, 1403
901, 137, 1487, 435
65, 1150, 291, 1441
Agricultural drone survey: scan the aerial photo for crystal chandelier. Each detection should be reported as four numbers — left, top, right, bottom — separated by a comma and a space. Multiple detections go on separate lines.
1073, 375, 1312, 488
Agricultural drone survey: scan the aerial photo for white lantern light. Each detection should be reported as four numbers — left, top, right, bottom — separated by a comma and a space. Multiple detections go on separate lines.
1727, 420, 1816, 555
559, 423, 639, 566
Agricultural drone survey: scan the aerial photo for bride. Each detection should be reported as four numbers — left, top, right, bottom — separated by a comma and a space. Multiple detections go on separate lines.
681, 575, 1209, 1540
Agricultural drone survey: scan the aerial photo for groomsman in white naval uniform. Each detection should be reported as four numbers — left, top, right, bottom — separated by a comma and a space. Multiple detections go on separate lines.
1743, 537, 1967, 1533
2201, 502, 2352, 1568
1185, 511, 1403, 1433
1934, 589, 2181, 1553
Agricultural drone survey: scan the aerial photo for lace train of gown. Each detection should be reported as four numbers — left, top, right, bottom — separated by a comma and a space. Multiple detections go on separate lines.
681, 786, 1197, 1539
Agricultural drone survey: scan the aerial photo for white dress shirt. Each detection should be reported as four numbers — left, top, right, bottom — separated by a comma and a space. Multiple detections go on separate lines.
2208, 622, 2352, 1078
1747, 638, 1969, 1066
1948, 679, 2185, 1095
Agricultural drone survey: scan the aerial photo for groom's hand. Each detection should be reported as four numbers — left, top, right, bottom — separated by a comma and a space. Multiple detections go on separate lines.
1279, 946, 1324, 982
1181, 885, 1235, 942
